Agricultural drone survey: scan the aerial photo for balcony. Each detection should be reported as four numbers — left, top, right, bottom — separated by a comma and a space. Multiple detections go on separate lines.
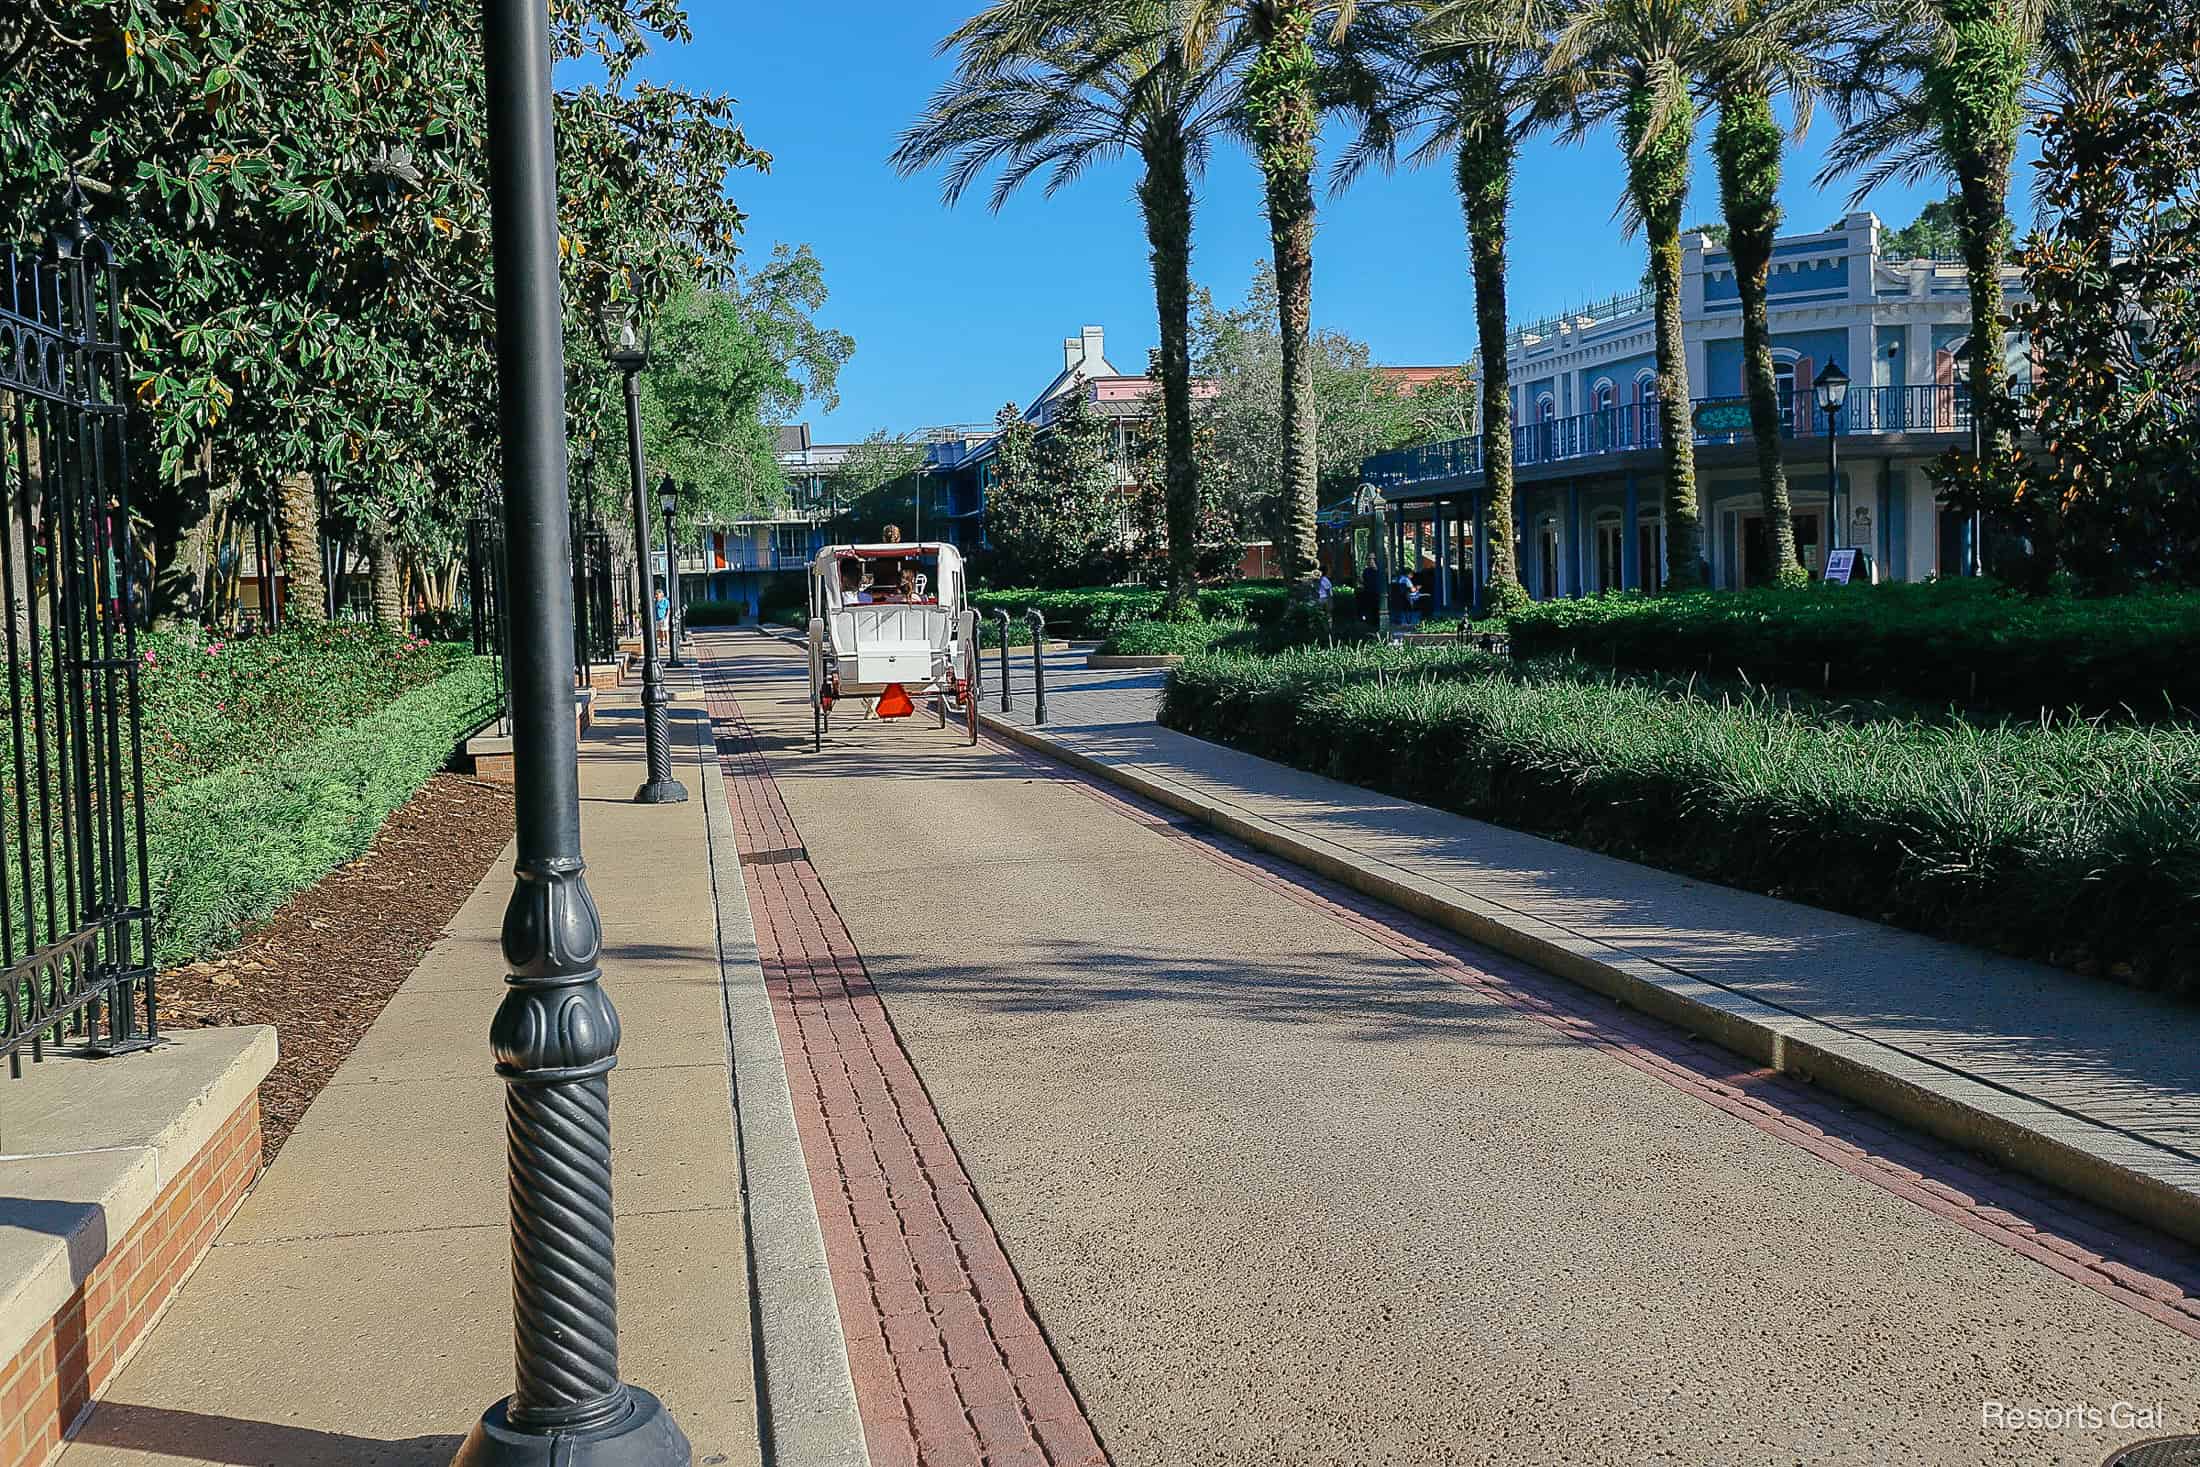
1364, 382, 2029, 492
688, 549, 816, 573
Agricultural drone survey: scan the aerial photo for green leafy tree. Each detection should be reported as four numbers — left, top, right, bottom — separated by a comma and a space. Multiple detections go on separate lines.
1939, 0, 2200, 588
1545, 0, 1713, 588
1, 1, 766, 627
1880, 195, 1967, 257
824, 431, 929, 543
987, 390, 1123, 586
895, 1, 1239, 614
1334, 0, 1553, 613
641, 249, 855, 530
1189, 268, 1441, 543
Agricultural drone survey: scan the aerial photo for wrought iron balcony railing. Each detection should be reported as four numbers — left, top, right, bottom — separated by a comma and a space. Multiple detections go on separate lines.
1363, 381, 2032, 492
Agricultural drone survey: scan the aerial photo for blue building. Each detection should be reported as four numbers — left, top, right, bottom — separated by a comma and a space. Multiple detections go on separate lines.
1360, 211, 2031, 608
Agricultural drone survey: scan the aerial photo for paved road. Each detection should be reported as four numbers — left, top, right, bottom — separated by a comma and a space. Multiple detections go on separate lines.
712, 632, 2197, 1467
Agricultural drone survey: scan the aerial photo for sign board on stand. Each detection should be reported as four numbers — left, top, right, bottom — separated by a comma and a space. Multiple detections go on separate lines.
1823, 548, 1858, 585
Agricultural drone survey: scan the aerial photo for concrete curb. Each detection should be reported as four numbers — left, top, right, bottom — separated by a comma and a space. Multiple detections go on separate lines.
1085, 654, 1182, 670
977, 710, 2200, 1249
693, 709, 868, 1467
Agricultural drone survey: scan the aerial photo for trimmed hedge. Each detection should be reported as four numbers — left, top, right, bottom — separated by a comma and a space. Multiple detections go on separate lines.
1097, 620, 1258, 657
683, 597, 749, 628
1507, 582, 2200, 718
148, 656, 500, 965
1161, 645, 2200, 994
971, 580, 1290, 639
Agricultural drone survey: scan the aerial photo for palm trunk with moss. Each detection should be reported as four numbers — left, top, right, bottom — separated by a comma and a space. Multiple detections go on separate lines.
1929, 0, 2026, 455
1139, 123, 1202, 616
369, 531, 403, 630
1626, 83, 1704, 588
276, 471, 325, 624
1714, 88, 1803, 586
1458, 87, 1527, 613
1247, 1, 1323, 593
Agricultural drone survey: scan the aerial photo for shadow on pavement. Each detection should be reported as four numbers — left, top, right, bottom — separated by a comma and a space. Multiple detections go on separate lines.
70, 1402, 463, 1466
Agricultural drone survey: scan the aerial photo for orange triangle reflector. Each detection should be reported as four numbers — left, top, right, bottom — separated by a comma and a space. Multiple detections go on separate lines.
876, 683, 915, 718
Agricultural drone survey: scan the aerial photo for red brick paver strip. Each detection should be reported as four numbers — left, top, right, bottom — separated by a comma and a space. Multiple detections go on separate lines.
704, 663, 1110, 1467
994, 728, 2200, 1349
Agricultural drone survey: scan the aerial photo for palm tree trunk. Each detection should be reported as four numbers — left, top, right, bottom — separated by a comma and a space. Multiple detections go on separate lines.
1933, 0, 2025, 456
275, 471, 325, 624
1458, 107, 1525, 612
369, 531, 404, 630
1714, 89, 1802, 586
1248, 3, 1322, 592
1954, 162, 2013, 450
1138, 127, 1202, 615
1626, 86, 1703, 588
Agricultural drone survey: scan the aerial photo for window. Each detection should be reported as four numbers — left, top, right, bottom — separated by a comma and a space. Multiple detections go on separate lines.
1595, 517, 1624, 592
1638, 513, 1666, 594
774, 524, 809, 564
1773, 359, 1798, 433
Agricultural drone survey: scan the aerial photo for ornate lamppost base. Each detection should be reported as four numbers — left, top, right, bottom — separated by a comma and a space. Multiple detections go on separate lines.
634, 777, 689, 804
453, 1387, 690, 1467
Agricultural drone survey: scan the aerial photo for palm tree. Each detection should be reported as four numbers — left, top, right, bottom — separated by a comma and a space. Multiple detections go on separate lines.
275, 471, 326, 624
1335, 0, 1552, 612
1699, 0, 1838, 586
1545, 0, 1712, 588
1184, 0, 1362, 595
1821, 0, 2058, 455
894, 3, 1238, 613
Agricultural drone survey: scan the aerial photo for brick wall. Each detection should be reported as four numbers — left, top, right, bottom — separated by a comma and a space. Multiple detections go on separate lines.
0, 1093, 263, 1467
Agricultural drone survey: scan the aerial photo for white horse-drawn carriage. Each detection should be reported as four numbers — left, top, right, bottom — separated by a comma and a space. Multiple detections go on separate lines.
806, 542, 981, 749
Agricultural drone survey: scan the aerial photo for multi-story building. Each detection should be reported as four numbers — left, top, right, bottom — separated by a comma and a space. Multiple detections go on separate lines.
1360, 211, 2030, 609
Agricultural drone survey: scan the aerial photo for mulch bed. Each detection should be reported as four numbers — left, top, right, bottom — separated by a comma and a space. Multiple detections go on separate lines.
160, 773, 515, 1162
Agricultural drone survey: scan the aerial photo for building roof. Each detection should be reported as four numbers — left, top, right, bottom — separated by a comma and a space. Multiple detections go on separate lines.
774, 423, 812, 454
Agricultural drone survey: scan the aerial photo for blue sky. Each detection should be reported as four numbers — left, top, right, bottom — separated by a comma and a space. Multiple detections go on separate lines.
623, 2, 2031, 443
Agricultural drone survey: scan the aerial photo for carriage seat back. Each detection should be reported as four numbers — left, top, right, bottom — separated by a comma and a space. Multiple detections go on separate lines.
829, 604, 953, 687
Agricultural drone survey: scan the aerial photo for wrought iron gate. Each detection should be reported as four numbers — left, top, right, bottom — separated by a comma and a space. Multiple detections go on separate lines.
1, 214, 156, 1072
465, 492, 512, 735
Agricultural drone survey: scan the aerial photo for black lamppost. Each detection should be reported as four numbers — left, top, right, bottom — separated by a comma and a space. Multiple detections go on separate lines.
604, 315, 687, 807
1814, 360, 1850, 575
458, 5, 690, 1463
658, 477, 683, 668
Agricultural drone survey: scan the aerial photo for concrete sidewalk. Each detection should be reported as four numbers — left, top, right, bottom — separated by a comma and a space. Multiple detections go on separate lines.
979, 643, 2200, 1245
52, 684, 841, 1466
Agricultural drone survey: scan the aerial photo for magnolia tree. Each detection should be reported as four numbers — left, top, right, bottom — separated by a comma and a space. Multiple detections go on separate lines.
0, 0, 796, 630
982, 393, 1122, 588
1937, 0, 2200, 589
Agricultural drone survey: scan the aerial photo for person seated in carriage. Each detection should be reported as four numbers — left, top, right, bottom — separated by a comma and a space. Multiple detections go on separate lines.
839, 559, 872, 606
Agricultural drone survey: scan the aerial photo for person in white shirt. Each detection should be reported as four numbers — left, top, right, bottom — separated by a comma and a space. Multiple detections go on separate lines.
839, 560, 872, 606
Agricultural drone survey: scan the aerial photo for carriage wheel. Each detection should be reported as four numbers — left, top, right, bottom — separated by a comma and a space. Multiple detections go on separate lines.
963, 631, 981, 745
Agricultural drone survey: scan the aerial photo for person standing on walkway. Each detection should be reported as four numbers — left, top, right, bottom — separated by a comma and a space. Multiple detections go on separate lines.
654, 580, 671, 653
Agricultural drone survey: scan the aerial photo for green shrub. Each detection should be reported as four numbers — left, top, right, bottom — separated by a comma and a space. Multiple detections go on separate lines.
971, 580, 1290, 639
1161, 644, 2200, 994
138, 624, 468, 798
757, 572, 808, 627
148, 657, 500, 965
683, 598, 748, 628
1507, 581, 2200, 718
971, 586, 1163, 638
1098, 620, 1258, 657
1195, 580, 1290, 626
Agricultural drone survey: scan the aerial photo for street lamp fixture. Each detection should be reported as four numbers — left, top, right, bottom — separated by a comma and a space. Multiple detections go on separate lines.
658, 478, 683, 668
596, 301, 687, 806
459, 0, 688, 1462
1814, 360, 1849, 575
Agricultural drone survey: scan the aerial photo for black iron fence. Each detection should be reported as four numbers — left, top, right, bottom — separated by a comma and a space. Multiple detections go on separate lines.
466, 492, 512, 735
1, 213, 157, 1072
571, 511, 615, 675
